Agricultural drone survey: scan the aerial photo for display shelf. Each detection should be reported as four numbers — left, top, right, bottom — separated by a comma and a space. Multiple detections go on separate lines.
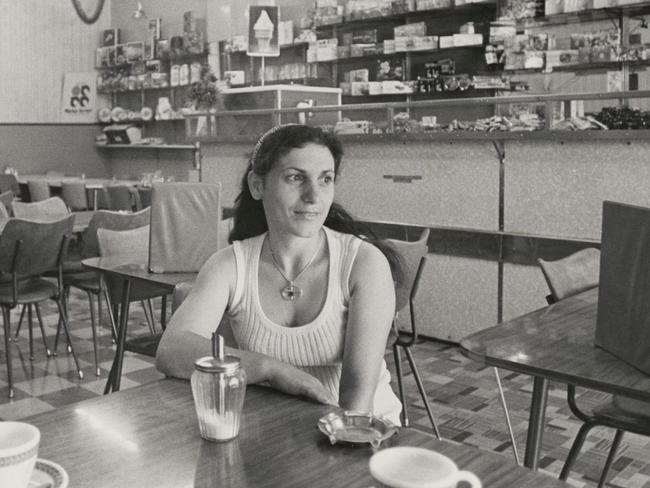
514, 2, 650, 28
314, 1, 496, 30
95, 143, 195, 149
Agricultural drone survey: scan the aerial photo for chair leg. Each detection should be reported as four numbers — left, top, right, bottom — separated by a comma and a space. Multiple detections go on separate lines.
101, 282, 118, 342
146, 299, 157, 334
493, 367, 521, 465
140, 300, 156, 335
33, 304, 52, 357
54, 298, 83, 380
403, 346, 441, 439
392, 343, 409, 427
27, 304, 34, 361
597, 429, 624, 488
559, 420, 598, 481
160, 295, 167, 330
13, 303, 27, 339
2, 307, 14, 398
86, 291, 101, 377
54, 286, 72, 354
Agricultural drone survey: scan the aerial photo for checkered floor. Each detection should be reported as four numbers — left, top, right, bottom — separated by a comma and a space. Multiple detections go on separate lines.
0, 288, 648, 488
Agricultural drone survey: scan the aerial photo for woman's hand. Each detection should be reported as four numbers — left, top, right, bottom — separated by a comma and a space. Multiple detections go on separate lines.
264, 358, 337, 406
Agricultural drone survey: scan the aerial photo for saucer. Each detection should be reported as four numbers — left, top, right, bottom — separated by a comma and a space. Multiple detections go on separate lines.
29, 459, 68, 488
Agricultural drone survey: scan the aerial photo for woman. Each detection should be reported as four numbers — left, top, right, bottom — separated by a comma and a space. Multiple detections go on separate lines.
156, 124, 402, 422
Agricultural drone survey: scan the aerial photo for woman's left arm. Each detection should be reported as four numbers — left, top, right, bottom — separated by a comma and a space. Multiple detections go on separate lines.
339, 241, 396, 412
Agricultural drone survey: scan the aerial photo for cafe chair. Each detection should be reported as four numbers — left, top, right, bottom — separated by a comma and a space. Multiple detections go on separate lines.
384, 228, 441, 438
62, 208, 152, 376
104, 185, 135, 211
12, 196, 69, 221
136, 187, 152, 210
0, 215, 83, 398
61, 181, 90, 211
0, 174, 20, 199
26, 180, 51, 202
97, 225, 170, 353
0, 190, 14, 215
538, 248, 650, 487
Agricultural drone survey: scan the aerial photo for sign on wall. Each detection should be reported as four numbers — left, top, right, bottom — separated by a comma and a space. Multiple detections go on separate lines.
247, 6, 280, 57
60, 72, 97, 123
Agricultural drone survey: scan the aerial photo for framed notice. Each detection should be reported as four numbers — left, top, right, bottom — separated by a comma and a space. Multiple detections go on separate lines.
60, 72, 97, 123
247, 6, 280, 57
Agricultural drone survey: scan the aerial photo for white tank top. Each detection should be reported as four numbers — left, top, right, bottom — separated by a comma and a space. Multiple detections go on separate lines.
227, 226, 402, 423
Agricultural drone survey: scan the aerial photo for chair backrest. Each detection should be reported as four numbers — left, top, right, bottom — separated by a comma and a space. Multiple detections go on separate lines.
11, 196, 69, 221
538, 247, 600, 302
80, 208, 151, 259
97, 225, 150, 262
0, 215, 74, 277
104, 185, 134, 211
148, 182, 222, 273
0, 174, 20, 197
137, 187, 152, 210
384, 228, 430, 313
26, 180, 51, 202
61, 181, 89, 211
0, 190, 13, 215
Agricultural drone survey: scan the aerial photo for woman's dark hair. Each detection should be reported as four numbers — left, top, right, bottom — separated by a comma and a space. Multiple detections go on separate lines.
230, 124, 403, 283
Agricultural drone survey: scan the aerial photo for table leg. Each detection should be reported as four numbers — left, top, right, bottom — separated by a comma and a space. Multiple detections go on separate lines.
524, 376, 549, 470
92, 188, 99, 210
104, 279, 131, 394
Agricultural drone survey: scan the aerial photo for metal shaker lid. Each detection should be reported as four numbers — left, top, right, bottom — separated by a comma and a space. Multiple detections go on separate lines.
193, 333, 240, 374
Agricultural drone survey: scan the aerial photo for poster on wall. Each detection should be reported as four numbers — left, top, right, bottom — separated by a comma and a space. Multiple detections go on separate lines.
60, 72, 97, 123
247, 6, 280, 57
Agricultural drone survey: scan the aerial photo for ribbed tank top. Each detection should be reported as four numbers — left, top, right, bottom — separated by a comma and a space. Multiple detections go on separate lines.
227, 226, 401, 423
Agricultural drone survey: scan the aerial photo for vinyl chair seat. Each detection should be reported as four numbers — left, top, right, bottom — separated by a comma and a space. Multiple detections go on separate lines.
64, 272, 101, 293
594, 397, 650, 430
0, 278, 58, 304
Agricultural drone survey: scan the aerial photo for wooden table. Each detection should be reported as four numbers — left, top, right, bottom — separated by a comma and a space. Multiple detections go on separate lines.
459, 287, 650, 470
25, 379, 572, 488
82, 257, 196, 393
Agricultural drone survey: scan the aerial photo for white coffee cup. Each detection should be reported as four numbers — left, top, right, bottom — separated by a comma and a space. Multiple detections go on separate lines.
369, 446, 482, 488
0, 422, 40, 488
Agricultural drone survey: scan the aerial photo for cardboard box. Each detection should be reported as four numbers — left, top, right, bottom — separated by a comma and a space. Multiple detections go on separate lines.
350, 82, 369, 96
412, 36, 438, 50
368, 81, 383, 95
349, 68, 369, 82
439, 36, 454, 49
394, 22, 427, 38
381, 80, 413, 94
416, 0, 452, 9
452, 33, 483, 46
383, 40, 396, 54
102, 29, 120, 47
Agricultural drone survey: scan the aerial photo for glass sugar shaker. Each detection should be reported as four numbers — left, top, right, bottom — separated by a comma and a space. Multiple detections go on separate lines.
191, 333, 247, 442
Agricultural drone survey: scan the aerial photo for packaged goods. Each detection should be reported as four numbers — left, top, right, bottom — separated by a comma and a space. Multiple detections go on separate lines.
394, 22, 427, 38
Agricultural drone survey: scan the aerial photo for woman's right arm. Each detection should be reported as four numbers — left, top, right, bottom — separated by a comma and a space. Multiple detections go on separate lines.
155, 247, 336, 405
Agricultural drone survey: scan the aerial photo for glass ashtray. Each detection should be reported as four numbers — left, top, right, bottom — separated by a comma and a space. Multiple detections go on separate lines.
317, 411, 398, 448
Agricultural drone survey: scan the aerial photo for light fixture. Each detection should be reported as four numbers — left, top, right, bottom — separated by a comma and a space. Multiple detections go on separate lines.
71, 0, 106, 24
133, 1, 147, 20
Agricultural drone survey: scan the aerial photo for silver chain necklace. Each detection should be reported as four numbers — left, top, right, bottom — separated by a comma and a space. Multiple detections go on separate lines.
267, 234, 322, 301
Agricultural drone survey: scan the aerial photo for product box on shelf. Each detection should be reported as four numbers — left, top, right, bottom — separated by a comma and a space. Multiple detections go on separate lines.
439, 36, 454, 49
544, 50, 579, 69
102, 29, 120, 46
381, 80, 413, 94
412, 36, 438, 50
338, 46, 351, 58
524, 51, 545, 69
348, 68, 370, 82
316, 38, 338, 61
368, 81, 383, 94
564, 0, 592, 11
392, 0, 416, 13
350, 81, 370, 96
544, 0, 563, 14
416, 0, 452, 9
149, 18, 162, 40
334, 120, 372, 134
350, 43, 376, 56
124, 42, 144, 63
383, 40, 396, 54
452, 33, 483, 46
352, 29, 379, 44
345, 0, 392, 20
394, 22, 427, 38
183, 10, 197, 32
278, 20, 294, 46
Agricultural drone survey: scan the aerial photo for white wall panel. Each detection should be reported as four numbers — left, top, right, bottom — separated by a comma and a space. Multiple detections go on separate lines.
0, 0, 111, 122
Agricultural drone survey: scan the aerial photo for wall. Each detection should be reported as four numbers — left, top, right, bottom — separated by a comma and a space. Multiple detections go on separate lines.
0, 0, 112, 175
